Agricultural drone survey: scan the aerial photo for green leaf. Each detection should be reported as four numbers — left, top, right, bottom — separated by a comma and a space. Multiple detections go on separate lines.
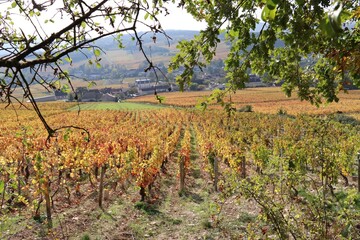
341, 224, 351, 238
155, 94, 165, 103
11, 1, 17, 8
320, 1, 344, 38
144, 12, 149, 20
195, 101, 208, 111
340, 10, 352, 22
329, 2, 343, 33
88, 81, 97, 88
63, 131, 70, 141
0, 180, 4, 194
320, 15, 336, 37
261, 6, 277, 22
64, 57, 72, 63
61, 84, 71, 94
94, 48, 101, 57
266, 0, 278, 10
52, 80, 61, 89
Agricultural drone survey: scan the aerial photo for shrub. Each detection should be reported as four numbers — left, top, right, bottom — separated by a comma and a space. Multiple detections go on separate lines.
238, 105, 253, 112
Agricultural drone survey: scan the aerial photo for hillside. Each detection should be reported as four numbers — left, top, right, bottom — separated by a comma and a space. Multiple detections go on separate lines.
64, 30, 283, 69
65, 30, 225, 69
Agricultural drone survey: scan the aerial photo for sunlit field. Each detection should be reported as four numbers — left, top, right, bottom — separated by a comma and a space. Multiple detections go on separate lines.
128, 87, 360, 118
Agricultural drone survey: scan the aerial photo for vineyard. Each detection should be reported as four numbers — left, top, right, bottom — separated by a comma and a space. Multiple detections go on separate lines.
128, 88, 360, 119
0, 101, 360, 239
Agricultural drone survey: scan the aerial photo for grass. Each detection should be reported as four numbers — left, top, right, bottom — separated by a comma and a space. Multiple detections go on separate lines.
0, 215, 26, 238
67, 102, 165, 111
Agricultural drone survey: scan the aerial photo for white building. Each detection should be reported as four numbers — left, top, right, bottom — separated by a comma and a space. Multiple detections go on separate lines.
135, 79, 155, 89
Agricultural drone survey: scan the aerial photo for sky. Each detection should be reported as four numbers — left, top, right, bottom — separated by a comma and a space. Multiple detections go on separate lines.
4, 0, 262, 34
3, 1, 208, 36
149, 3, 207, 31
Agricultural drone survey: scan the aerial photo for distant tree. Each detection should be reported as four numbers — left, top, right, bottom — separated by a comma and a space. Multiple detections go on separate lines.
0, 0, 359, 135
189, 83, 199, 91
128, 87, 138, 95
68, 93, 75, 102
197, 84, 206, 91
116, 92, 126, 100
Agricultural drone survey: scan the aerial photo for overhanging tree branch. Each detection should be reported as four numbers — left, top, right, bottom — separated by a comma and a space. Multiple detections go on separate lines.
0, 0, 173, 138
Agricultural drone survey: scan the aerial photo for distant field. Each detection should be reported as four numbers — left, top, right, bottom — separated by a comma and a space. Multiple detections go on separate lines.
128, 87, 360, 118
68, 102, 164, 111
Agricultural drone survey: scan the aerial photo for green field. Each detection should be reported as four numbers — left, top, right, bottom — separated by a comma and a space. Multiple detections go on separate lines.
68, 102, 165, 111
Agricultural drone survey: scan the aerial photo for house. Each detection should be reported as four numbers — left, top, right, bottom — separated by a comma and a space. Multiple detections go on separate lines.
135, 79, 155, 89
54, 90, 68, 100
80, 90, 102, 102
245, 74, 270, 87
248, 74, 261, 82
100, 93, 117, 102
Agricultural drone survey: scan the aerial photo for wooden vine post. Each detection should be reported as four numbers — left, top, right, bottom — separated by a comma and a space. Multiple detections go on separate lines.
140, 186, 146, 201
98, 165, 106, 208
43, 177, 52, 228
208, 151, 219, 192
241, 156, 246, 179
213, 157, 219, 192
179, 155, 185, 194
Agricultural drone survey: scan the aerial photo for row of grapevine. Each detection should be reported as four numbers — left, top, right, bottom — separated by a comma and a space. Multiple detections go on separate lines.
191, 111, 360, 239
0, 105, 359, 238
0, 109, 186, 226
178, 123, 192, 193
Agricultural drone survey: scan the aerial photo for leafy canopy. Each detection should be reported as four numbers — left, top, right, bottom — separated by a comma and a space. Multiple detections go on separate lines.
170, 0, 360, 106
